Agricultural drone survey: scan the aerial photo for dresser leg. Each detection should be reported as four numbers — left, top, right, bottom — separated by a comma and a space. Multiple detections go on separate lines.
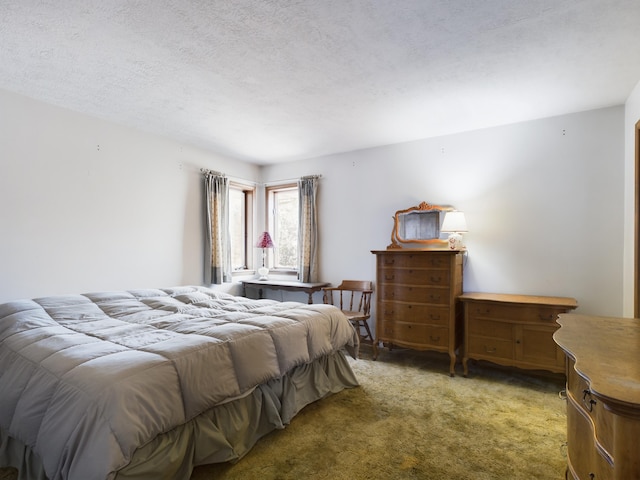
449, 352, 456, 377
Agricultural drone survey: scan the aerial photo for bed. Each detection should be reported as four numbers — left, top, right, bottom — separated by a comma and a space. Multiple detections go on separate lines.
0, 286, 360, 480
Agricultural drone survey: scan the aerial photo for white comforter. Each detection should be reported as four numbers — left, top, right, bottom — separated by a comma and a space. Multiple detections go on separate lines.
0, 286, 358, 480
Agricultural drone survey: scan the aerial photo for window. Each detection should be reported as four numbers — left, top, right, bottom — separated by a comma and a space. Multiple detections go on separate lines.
267, 184, 298, 271
229, 182, 254, 272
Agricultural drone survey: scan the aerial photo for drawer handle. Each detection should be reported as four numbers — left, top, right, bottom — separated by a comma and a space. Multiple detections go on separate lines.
385, 274, 395, 281
582, 389, 596, 412
484, 346, 497, 354
429, 314, 440, 320
430, 276, 442, 283
429, 295, 440, 302
429, 335, 440, 342
476, 308, 491, 315
538, 314, 554, 321
384, 259, 396, 265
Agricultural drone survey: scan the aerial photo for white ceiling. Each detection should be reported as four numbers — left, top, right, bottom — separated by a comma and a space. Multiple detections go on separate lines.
2, 1, 640, 165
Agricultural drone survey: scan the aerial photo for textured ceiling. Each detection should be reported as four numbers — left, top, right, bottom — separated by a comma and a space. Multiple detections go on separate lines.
1, 1, 640, 165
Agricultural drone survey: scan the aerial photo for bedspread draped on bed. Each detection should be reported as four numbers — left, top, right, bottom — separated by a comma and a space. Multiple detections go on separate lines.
0, 286, 359, 480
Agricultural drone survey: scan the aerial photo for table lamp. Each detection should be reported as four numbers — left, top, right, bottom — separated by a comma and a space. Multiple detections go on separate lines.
441, 211, 468, 250
256, 231, 275, 280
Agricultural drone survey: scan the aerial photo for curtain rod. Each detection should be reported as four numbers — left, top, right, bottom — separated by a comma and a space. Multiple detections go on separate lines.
200, 168, 224, 176
263, 174, 322, 186
201, 169, 321, 186
200, 168, 258, 186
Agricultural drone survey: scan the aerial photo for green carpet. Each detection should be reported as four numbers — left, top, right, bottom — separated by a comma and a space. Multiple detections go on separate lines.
194, 347, 567, 480
1, 347, 568, 480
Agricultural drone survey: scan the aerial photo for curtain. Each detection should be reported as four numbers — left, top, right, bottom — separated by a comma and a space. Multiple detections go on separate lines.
297, 176, 319, 282
204, 172, 232, 284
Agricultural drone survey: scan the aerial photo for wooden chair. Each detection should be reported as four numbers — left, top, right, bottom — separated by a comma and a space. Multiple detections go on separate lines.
323, 280, 374, 346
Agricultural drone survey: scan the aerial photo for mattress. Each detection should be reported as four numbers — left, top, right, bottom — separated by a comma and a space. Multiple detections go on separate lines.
0, 286, 359, 480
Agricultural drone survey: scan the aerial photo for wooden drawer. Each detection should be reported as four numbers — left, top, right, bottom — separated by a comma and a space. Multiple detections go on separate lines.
468, 303, 564, 325
378, 284, 450, 304
377, 253, 451, 269
379, 268, 450, 286
567, 361, 614, 460
566, 397, 598, 480
378, 321, 449, 347
467, 318, 512, 340
566, 392, 614, 480
378, 302, 450, 326
466, 335, 513, 360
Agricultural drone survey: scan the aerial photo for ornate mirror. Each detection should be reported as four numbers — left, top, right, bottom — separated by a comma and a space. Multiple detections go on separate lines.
388, 201, 453, 249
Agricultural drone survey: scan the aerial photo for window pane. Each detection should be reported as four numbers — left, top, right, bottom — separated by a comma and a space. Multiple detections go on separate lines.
229, 188, 246, 270
273, 188, 298, 269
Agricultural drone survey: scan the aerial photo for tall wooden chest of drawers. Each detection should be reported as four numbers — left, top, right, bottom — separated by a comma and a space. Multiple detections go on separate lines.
459, 292, 577, 376
371, 249, 463, 376
554, 314, 640, 480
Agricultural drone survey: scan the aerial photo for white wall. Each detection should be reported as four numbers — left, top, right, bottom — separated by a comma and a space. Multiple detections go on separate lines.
0, 88, 628, 317
263, 106, 625, 317
623, 80, 640, 316
0, 89, 260, 302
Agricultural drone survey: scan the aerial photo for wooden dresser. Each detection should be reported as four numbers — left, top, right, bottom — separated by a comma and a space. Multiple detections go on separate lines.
554, 314, 640, 480
459, 293, 577, 376
371, 249, 463, 376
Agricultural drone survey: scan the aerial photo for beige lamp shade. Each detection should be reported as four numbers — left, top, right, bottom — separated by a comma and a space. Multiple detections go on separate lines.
441, 211, 468, 233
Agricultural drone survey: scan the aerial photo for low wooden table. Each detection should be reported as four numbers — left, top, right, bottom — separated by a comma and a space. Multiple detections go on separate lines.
241, 280, 330, 304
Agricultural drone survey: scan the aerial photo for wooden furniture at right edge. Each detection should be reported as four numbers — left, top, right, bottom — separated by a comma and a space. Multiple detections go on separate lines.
459, 293, 578, 376
554, 314, 640, 480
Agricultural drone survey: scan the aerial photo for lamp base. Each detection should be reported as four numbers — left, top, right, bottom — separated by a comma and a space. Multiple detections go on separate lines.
258, 266, 269, 281
447, 232, 464, 250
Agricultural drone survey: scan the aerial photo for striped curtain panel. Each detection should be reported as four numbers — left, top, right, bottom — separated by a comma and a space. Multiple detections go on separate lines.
204, 172, 232, 284
297, 176, 319, 282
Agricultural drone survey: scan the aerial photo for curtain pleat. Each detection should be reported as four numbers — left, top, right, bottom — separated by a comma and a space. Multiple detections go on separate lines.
297, 177, 318, 282
204, 173, 232, 284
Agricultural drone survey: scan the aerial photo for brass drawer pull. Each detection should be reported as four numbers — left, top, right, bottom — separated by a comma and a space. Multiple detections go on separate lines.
484, 346, 497, 354
582, 389, 596, 412
429, 335, 441, 342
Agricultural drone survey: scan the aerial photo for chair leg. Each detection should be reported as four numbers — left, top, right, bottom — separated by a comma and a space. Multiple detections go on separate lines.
361, 320, 374, 343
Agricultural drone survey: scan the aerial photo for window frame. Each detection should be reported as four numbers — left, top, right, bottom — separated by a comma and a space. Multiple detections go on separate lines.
229, 181, 255, 275
266, 183, 299, 276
